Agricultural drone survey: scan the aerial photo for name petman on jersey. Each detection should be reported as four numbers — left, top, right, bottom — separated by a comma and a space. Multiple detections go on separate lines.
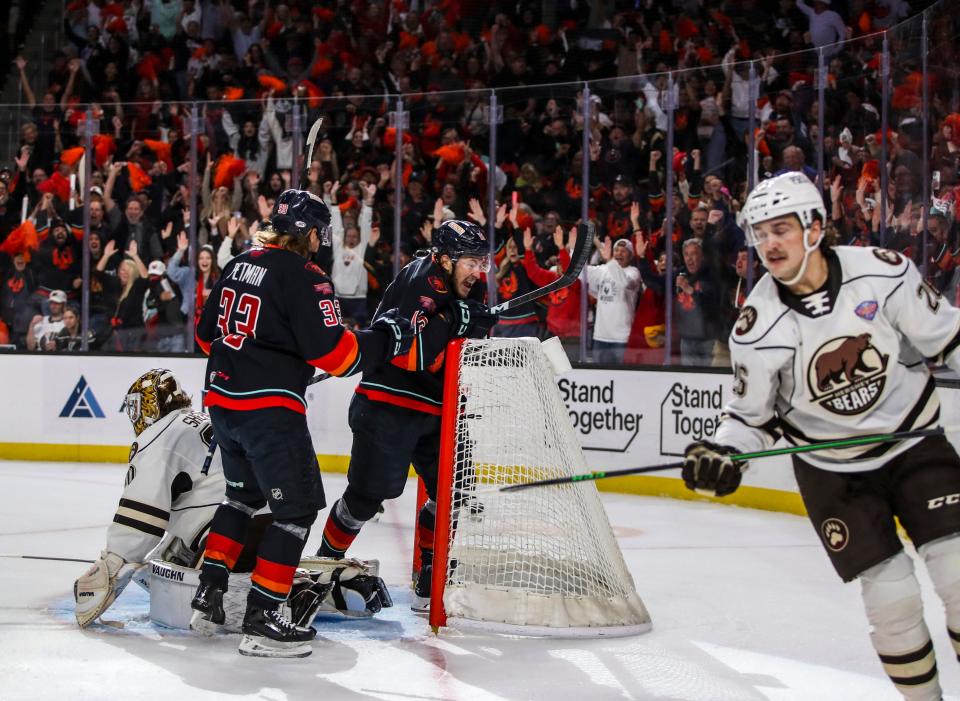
717, 245, 960, 472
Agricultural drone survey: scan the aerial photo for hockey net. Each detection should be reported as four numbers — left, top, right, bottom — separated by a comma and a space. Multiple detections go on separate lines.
429, 337, 651, 637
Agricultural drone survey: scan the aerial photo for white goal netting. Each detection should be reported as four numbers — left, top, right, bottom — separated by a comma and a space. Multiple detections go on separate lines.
436, 337, 651, 637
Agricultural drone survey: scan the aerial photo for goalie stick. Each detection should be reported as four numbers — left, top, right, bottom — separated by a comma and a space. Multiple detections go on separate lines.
499, 424, 959, 492
306, 221, 594, 386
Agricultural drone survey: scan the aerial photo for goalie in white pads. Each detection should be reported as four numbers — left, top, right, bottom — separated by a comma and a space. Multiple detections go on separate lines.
73, 369, 391, 630
683, 172, 960, 701
73, 369, 224, 628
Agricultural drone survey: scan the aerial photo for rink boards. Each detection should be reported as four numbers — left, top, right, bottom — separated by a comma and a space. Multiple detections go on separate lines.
1, 352, 958, 516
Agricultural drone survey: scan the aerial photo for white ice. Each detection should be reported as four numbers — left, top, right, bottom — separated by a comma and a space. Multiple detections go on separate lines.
2, 460, 958, 701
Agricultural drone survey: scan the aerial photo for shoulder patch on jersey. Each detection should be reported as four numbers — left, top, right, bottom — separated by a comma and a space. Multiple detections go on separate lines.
128, 441, 138, 463
315, 282, 334, 295
734, 305, 758, 336
872, 248, 903, 266
855, 300, 879, 320
428, 276, 448, 293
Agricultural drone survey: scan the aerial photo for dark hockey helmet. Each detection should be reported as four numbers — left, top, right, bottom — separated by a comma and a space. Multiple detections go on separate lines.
432, 219, 489, 261
123, 369, 192, 436
269, 189, 333, 246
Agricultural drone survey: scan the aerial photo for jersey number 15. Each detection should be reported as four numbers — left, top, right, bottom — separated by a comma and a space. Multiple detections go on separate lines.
217, 288, 262, 350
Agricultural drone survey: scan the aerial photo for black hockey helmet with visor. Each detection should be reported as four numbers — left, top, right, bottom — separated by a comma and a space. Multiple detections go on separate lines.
432, 219, 491, 272
269, 189, 333, 246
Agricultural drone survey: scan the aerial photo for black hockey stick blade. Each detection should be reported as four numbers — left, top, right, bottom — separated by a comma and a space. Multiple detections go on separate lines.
500, 425, 951, 492
490, 221, 594, 315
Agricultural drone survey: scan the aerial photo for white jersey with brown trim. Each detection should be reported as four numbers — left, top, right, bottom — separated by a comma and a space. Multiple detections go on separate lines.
105, 409, 224, 565
715, 246, 960, 472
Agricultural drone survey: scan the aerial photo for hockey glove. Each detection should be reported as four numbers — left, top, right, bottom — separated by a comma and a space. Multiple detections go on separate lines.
450, 299, 499, 338
372, 308, 416, 359
74, 551, 140, 628
682, 441, 746, 497
295, 557, 393, 618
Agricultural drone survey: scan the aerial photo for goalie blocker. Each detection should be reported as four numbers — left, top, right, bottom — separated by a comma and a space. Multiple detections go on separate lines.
148, 557, 391, 631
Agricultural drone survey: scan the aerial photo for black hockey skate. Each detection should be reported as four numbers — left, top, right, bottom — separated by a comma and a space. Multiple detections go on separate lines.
411, 560, 432, 614
238, 604, 317, 658
189, 583, 225, 636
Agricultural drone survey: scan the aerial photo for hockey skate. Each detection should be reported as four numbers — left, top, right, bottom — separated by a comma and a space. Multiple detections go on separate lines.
189, 583, 225, 636
238, 604, 317, 658
411, 561, 431, 614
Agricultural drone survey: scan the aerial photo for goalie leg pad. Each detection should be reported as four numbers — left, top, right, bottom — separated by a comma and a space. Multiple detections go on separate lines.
74, 551, 139, 628
918, 533, 960, 661
860, 551, 941, 700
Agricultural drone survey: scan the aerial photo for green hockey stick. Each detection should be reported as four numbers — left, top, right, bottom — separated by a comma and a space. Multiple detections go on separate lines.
499, 425, 955, 493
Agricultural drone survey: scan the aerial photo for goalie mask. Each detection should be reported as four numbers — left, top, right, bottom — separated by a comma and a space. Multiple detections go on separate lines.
740, 172, 827, 287
123, 369, 192, 436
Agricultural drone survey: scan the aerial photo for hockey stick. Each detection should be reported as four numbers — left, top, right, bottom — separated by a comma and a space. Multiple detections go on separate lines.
0, 554, 94, 564
200, 438, 217, 476
499, 424, 958, 493
489, 221, 594, 315
303, 116, 324, 183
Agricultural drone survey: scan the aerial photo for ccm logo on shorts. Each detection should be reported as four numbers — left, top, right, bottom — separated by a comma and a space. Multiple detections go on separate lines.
928, 493, 960, 509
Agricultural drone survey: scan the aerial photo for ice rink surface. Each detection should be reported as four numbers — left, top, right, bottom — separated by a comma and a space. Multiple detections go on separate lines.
2, 460, 959, 701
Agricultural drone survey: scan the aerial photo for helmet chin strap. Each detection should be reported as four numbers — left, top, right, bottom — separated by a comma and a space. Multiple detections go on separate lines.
763, 227, 824, 288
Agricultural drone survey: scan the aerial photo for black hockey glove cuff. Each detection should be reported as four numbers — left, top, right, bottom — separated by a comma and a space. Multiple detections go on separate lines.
371, 308, 416, 360
682, 440, 746, 497
451, 299, 499, 338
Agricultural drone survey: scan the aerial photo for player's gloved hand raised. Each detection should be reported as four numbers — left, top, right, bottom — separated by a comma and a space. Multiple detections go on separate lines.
372, 308, 416, 359
450, 299, 499, 338
682, 441, 746, 497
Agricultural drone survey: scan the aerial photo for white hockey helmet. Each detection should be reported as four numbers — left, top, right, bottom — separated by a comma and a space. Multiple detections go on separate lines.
123, 369, 192, 436
741, 172, 827, 286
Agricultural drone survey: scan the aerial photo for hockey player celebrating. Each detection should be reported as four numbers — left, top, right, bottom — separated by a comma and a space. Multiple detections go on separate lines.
683, 172, 960, 701
316, 219, 499, 610
73, 369, 223, 628
191, 189, 414, 658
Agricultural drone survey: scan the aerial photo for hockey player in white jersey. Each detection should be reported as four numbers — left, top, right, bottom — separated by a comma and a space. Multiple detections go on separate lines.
683, 171, 960, 701
74, 369, 391, 631
73, 369, 225, 627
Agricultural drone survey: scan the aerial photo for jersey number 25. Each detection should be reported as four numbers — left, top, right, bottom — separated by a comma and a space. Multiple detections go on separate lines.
217, 288, 262, 350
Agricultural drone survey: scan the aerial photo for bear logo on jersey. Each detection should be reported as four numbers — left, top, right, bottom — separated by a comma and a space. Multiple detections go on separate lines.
821, 518, 850, 552
872, 248, 902, 266
808, 333, 889, 415
734, 306, 758, 336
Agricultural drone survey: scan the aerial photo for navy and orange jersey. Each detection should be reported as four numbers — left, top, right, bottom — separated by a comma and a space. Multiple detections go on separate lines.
356, 254, 486, 415
196, 245, 390, 415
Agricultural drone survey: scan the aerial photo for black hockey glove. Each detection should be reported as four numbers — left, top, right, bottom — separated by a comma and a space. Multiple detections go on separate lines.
450, 299, 499, 338
682, 441, 746, 497
372, 308, 416, 359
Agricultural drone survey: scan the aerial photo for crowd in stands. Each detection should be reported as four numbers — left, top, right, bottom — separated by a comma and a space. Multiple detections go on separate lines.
0, 0, 957, 366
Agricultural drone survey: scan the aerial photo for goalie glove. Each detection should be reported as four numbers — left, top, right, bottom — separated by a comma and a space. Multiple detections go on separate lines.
682, 441, 747, 497
73, 551, 141, 628
295, 557, 393, 619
